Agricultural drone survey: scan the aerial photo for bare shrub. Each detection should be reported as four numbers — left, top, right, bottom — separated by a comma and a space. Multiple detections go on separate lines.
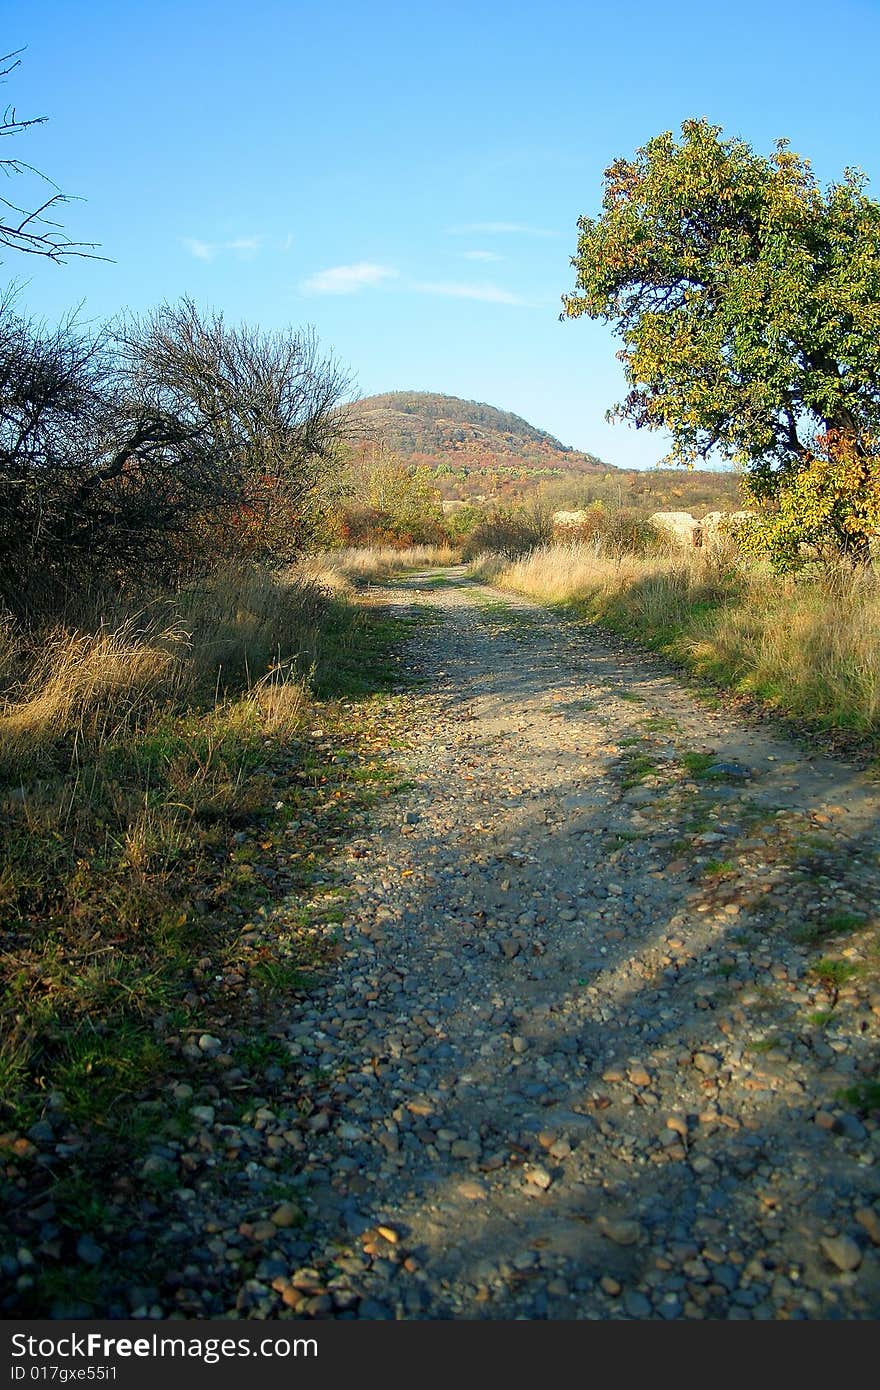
462, 509, 547, 560
0, 296, 354, 619
121, 300, 355, 572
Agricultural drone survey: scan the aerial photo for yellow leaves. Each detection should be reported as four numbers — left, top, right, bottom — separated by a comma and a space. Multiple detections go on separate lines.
747, 430, 880, 567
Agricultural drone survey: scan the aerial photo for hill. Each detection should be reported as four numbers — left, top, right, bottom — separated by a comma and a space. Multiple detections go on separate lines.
349, 390, 743, 515
350, 391, 608, 474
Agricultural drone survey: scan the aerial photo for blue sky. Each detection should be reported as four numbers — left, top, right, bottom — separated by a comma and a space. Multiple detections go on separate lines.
5, 0, 880, 468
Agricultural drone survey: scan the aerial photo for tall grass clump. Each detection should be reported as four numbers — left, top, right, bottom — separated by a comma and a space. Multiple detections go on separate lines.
305, 543, 459, 588
0, 615, 186, 773
0, 568, 330, 776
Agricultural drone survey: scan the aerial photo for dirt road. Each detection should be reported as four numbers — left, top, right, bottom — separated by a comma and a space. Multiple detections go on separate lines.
62, 567, 879, 1321
257, 568, 879, 1320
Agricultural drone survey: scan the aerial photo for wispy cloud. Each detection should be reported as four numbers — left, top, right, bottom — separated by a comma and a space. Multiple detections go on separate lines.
182, 238, 214, 261
224, 236, 264, 256
181, 235, 266, 261
448, 221, 558, 238
297, 260, 528, 305
182, 234, 294, 261
300, 262, 398, 295
410, 280, 527, 305
461, 249, 504, 263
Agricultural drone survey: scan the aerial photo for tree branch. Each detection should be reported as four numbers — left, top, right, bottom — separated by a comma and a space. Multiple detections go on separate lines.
0, 48, 106, 263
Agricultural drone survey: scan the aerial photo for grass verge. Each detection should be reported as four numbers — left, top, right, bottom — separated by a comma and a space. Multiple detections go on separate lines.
0, 564, 422, 1313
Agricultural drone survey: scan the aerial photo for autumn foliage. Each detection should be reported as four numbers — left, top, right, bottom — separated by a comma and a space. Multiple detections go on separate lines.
564, 119, 880, 566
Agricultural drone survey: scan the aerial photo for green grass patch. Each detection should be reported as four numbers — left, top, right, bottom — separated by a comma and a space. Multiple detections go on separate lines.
746, 1035, 785, 1053
791, 910, 867, 946
233, 1034, 291, 1072
682, 804, 715, 836
681, 751, 718, 779
702, 858, 736, 877
836, 1079, 880, 1113
310, 601, 415, 698
810, 957, 862, 1001
248, 959, 311, 993
638, 714, 678, 733
619, 750, 659, 789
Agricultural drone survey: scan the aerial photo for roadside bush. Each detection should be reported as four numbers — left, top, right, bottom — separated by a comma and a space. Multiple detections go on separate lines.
560, 505, 662, 558
330, 449, 447, 547
335, 503, 447, 548
440, 504, 484, 546
462, 507, 548, 560
0, 296, 353, 621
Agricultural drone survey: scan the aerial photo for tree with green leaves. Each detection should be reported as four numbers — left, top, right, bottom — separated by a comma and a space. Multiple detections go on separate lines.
562, 119, 880, 566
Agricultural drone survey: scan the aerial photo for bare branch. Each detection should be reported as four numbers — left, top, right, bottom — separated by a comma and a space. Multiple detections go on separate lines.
0, 47, 106, 263
0, 295, 356, 612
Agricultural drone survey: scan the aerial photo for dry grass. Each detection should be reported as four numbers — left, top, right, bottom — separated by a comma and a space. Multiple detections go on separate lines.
305, 543, 460, 588
177, 565, 329, 690
469, 543, 676, 601
0, 561, 396, 1131
0, 567, 330, 775
0, 616, 184, 771
0, 562, 338, 1094
472, 542, 880, 734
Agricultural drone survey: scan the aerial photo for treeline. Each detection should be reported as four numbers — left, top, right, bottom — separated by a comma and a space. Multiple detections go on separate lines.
326, 444, 743, 551
426, 464, 742, 513
0, 295, 352, 621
